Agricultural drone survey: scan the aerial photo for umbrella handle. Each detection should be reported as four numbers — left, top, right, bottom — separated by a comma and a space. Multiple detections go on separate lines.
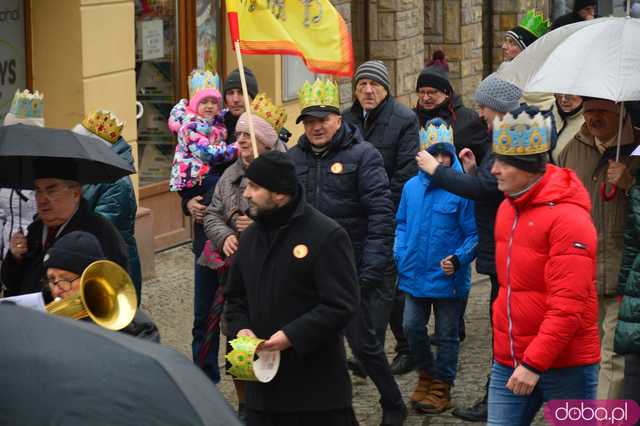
600, 182, 618, 202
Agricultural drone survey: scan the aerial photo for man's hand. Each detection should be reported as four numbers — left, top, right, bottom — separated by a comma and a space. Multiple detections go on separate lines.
235, 215, 253, 232
223, 234, 239, 257
9, 231, 28, 260
237, 329, 256, 338
440, 255, 456, 276
607, 160, 634, 190
187, 195, 207, 223
416, 151, 440, 175
260, 330, 292, 352
506, 365, 540, 396
458, 148, 477, 174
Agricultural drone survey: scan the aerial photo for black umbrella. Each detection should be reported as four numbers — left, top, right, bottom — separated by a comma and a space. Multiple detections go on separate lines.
0, 124, 135, 189
0, 303, 242, 426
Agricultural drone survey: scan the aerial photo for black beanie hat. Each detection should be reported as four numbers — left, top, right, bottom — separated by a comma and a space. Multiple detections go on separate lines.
223, 67, 258, 99
245, 151, 298, 195
416, 50, 453, 95
506, 26, 539, 51
573, 0, 596, 12
43, 231, 105, 275
495, 153, 549, 174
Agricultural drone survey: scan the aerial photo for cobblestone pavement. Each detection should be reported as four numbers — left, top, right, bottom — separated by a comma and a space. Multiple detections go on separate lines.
142, 244, 545, 425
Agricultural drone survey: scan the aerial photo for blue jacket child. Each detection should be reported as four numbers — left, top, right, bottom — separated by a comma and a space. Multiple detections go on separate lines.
394, 118, 478, 299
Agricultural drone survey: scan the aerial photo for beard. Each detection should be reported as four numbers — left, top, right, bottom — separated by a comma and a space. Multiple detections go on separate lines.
247, 198, 279, 220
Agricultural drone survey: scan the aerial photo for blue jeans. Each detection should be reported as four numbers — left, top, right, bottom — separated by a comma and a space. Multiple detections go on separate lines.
488, 362, 599, 425
402, 295, 461, 384
192, 259, 221, 383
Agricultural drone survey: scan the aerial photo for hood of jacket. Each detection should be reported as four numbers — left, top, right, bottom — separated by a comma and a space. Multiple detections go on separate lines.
509, 164, 592, 214
111, 137, 134, 168
419, 141, 463, 187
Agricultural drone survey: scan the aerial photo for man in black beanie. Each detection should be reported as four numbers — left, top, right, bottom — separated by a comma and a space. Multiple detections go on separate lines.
551, 0, 596, 30
225, 150, 361, 426
42, 230, 159, 341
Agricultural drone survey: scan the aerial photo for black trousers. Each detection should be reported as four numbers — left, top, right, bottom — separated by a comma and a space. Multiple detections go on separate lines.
247, 407, 358, 426
623, 353, 640, 404
344, 287, 404, 410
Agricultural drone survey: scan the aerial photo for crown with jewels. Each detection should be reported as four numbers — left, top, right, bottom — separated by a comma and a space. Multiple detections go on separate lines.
420, 118, 454, 151
251, 93, 288, 132
519, 10, 550, 39
188, 69, 221, 99
82, 110, 124, 143
9, 89, 44, 119
298, 79, 340, 111
493, 110, 552, 156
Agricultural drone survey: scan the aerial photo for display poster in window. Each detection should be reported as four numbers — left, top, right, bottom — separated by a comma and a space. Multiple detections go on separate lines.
0, 0, 26, 120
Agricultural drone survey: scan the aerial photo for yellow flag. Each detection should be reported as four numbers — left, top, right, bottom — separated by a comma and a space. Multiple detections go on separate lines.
226, 0, 354, 77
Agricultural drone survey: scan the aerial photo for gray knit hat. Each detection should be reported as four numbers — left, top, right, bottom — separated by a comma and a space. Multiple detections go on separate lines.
474, 73, 522, 113
354, 60, 390, 92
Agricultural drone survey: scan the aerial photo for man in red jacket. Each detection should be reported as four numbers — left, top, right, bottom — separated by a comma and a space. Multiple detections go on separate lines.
488, 105, 600, 424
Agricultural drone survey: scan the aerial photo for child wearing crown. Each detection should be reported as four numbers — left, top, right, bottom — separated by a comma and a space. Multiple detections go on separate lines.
168, 69, 237, 192
395, 118, 478, 414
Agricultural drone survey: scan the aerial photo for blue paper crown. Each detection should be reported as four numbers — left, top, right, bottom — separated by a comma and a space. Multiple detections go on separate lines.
9, 89, 44, 119
493, 109, 552, 156
419, 118, 454, 152
188, 69, 220, 99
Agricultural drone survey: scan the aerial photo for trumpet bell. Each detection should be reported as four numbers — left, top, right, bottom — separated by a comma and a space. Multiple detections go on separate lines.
46, 260, 137, 331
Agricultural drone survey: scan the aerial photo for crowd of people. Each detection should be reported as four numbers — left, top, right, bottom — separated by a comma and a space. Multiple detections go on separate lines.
1, 2, 640, 425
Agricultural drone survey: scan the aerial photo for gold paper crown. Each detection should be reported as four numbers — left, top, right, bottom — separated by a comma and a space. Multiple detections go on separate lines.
82, 110, 124, 143
251, 93, 287, 132
298, 79, 340, 111
492, 111, 551, 156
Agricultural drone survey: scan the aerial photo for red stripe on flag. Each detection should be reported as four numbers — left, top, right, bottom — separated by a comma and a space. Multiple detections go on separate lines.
227, 11, 240, 45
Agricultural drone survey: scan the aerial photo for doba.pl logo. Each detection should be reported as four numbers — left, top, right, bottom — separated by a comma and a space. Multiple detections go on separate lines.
544, 400, 640, 425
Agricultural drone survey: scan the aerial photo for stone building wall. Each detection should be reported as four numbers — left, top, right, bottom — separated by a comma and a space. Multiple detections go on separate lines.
423, 0, 484, 107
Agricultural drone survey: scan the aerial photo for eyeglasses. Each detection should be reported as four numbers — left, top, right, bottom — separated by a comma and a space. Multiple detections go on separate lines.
44, 276, 80, 292
34, 185, 71, 202
234, 131, 251, 141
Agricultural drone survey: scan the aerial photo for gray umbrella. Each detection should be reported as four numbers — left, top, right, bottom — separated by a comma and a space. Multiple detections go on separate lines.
0, 303, 242, 426
0, 124, 135, 189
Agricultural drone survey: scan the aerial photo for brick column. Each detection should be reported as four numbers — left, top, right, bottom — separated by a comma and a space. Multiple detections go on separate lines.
424, 0, 484, 107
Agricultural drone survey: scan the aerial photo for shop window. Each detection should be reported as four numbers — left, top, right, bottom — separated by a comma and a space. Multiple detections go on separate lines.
0, 0, 28, 121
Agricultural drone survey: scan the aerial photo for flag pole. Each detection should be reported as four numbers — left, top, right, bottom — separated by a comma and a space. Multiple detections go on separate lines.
233, 42, 259, 159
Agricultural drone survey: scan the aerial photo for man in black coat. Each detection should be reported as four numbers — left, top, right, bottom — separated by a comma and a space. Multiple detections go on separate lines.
415, 74, 522, 423
342, 60, 419, 377
224, 151, 360, 426
1, 163, 128, 297
289, 81, 406, 426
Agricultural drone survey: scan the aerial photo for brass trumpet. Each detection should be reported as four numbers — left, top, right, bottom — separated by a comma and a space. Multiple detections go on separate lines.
46, 260, 137, 331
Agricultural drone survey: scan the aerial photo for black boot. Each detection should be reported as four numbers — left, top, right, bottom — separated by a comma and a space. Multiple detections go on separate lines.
237, 402, 247, 424
347, 357, 368, 379
452, 383, 488, 422
389, 353, 416, 375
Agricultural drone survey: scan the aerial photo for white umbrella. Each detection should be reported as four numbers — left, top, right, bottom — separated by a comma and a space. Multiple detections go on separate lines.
496, 11, 640, 199
496, 16, 640, 102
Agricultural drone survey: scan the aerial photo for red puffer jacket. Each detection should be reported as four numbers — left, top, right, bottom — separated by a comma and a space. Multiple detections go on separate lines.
493, 164, 600, 372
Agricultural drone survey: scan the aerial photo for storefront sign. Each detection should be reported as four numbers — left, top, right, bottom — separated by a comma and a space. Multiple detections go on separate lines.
140, 19, 164, 61
0, 0, 26, 120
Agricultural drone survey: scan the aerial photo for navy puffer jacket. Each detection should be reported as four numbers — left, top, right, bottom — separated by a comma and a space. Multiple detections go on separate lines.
288, 123, 394, 285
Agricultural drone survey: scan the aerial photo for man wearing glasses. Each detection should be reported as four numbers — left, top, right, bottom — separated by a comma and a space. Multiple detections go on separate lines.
1, 159, 128, 298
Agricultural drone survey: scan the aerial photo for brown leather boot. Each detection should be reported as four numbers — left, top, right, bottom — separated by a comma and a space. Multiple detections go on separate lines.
410, 371, 433, 407
415, 379, 452, 414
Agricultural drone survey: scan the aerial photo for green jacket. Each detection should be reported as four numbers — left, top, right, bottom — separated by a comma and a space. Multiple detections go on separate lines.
614, 169, 640, 355
82, 138, 142, 301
